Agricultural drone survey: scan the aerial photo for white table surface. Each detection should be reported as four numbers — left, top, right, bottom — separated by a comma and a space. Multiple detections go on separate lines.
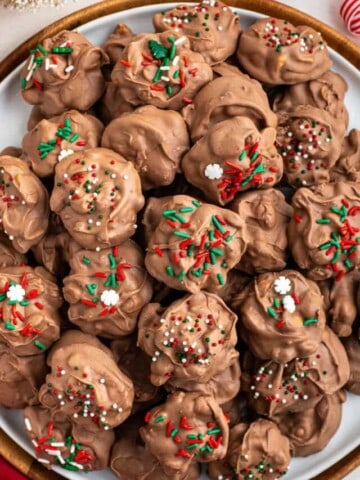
0, 0, 359, 478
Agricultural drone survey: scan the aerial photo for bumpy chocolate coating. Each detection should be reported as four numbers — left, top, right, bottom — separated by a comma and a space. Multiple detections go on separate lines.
103, 23, 135, 64
24, 406, 115, 471
208, 419, 290, 480
272, 392, 344, 457
217, 269, 251, 308
96, 82, 135, 124
32, 214, 72, 277
231, 189, 293, 274
38, 330, 134, 432
165, 356, 241, 405
0, 266, 62, 356
276, 105, 345, 188
182, 117, 283, 206
328, 270, 360, 337
111, 31, 213, 111
0, 233, 27, 268
237, 270, 326, 362
0, 155, 49, 253
111, 415, 200, 480
102, 105, 189, 190
140, 392, 229, 475
182, 74, 277, 142
138, 292, 238, 387
273, 71, 349, 126
237, 17, 332, 85
22, 110, 104, 178
241, 327, 350, 417
63, 240, 153, 338
20, 30, 108, 117
144, 195, 247, 293
111, 335, 164, 411
50, 147, 144, 250
331, 129, 360, 183
153, 1, 241, 66
288, 182, 360, 282
342, 329, 360, 394
0, 342, 47, 408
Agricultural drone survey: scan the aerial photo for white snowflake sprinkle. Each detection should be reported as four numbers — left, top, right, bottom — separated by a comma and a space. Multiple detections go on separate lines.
100, 289, 119, 306
58, 149, 74, 162
6, 284, 26, 302
204, 163, 223, 180
282, 295, 296, 313
273, 276, 292, 295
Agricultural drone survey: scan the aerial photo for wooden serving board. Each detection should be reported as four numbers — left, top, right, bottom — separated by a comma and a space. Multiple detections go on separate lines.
0, 0, 359, 478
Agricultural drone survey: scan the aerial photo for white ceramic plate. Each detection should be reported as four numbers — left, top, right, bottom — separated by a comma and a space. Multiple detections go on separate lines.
0, 4, 359, 480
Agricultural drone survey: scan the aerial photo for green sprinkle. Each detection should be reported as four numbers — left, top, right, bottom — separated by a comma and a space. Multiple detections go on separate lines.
210, 247, 223, 256
170, 428, 179, 437
0, 293, 6, 302
35, 340, 46, 350
239, 149, 247, 161
166, 85, 173, 96
179, 207, 194, 213
108, 253, 117, 270
162, 209, 176, 217
319, 241, 332, 251
217, 273, 225, 286
37, 44, 48, 56
173, 231, 191, 239
316, 218, 331, 224
166, 266, 175, 277
187, 434, 198, 439
303, 318, 318, 326
185, 444, 199, 450
267, 307, 278, 318
211, 215, 225, 234
82, 256, 91, 265
86, 284, 97, 295
173, 69, 180, 79
154, 415, 165, 423
153, 68, 162, 83
207, 428, 221, 435
4, 321, 15, 331
344, 259, 353, 269
273, 298, 280, 308
192, 200, 201, 207
177, 271, 186, 281
21, 78, 27, 89
70, 133, 80, 143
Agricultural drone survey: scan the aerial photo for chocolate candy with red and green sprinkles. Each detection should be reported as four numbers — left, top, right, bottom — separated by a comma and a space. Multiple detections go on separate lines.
236, 270, 326, 363
182, 117, 283, 206
143, 194, 247, 293
0, 155, 49, 253
237, 17, 332, 85
111, 30, 213, 111
153, 0, 241, 66
289, 182, 360, 281
140, 391, 229, 474
241, 327, 350, 418
20, 30, 108, 118
50, 147, 144, 251
63, 239, 153, 338
24, 406, 115, 471
276, 104, 345, 188
38, 330, 134, 432
224, 420, 290, 480
138, 291, 238, 388
0, 265, 62, 357
22, 110, 104, 178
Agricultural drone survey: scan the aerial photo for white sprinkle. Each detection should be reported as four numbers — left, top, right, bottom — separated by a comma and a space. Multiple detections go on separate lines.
32, 440, 38, 447
174, 36, 187, 45
99, 378, 106, 384
25, 418, 32, 431
38, 458, 50, 464
96, 247, 101, 252
282, 295, 296, 313
45, 449, 61, 456
6, 284, 26, 302
100, 289, 119, 307
217, 26, 223, 31
50, 442, 65, 447
65, 65, 74, 73
27, 55, 35, 71
123, 174, 129, 180
73, 413, 78, 419
161, 76, 170, 82
45, 58, 50, 70
172, 55, 180, 66
111, 173, 117, 179
204, 163, 223, 180
273, 276, 292, 295
160, 66, 170, 71
70, 462, 83, 470
58, 148, 74, 162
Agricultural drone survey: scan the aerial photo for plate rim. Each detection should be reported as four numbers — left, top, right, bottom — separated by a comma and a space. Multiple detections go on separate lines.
0, 1, 359, 479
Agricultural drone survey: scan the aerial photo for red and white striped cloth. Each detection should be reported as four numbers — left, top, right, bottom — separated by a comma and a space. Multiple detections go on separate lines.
341, 0, 360, 36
